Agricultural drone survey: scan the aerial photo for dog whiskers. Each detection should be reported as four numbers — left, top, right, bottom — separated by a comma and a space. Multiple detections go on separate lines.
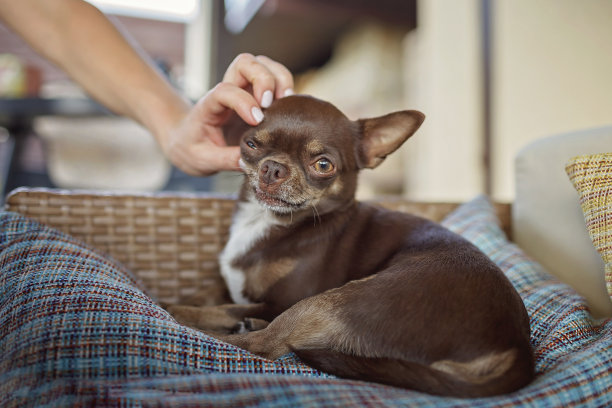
311, 204, 321, 226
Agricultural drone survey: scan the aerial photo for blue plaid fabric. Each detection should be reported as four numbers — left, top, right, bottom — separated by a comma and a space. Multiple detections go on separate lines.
1, 195, 611, 407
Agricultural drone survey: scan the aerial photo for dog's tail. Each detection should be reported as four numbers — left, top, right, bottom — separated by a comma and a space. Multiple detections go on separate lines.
293, 347, 533, 397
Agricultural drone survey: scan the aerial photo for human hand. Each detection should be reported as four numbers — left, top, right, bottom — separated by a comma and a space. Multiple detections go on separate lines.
163, 54, 294, 176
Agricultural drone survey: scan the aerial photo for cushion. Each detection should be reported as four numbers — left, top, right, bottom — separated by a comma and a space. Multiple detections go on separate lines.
566, 153, 612, 305
0, 212, 325, 407
513, 126, 612, 318
1, 197, 612, 406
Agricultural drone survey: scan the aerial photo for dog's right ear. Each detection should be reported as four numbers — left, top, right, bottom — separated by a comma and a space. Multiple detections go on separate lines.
357, 110, 425, 169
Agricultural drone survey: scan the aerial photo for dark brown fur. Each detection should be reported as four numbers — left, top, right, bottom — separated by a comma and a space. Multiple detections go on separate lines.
168, 95, 534, 397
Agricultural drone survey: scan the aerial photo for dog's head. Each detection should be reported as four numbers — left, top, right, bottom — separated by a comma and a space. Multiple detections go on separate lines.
237, 95, 424, 216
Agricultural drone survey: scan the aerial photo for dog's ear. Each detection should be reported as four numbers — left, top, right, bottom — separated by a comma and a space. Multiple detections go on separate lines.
357, 110, 425, 169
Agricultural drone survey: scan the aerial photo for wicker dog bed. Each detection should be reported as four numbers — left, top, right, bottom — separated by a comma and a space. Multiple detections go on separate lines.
4, 188, 511, 307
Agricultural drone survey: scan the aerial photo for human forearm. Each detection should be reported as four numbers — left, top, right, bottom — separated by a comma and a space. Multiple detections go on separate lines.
0, 0, 295, 176
0, 0, 190, 146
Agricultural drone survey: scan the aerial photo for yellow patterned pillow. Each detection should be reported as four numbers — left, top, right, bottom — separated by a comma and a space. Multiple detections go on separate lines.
566, 153, 612, 302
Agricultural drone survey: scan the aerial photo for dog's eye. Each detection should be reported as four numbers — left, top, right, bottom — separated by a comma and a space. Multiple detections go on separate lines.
313, 158, 334, 174
246, 140, 257, 149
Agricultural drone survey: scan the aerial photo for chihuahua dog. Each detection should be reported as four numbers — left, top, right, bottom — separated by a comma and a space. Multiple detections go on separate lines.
169, 95, 534, 397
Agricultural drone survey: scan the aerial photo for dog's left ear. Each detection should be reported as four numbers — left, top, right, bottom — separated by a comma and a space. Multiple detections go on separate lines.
357, 110, 425, 169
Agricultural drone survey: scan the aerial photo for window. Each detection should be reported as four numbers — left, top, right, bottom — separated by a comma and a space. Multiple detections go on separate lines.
87, 0, 199, 22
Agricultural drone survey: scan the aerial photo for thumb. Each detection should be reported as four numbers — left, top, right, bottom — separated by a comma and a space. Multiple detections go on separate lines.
205, 146, 242, 173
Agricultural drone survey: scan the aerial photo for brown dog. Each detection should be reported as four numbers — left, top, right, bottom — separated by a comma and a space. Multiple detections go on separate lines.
169, 95, 534, 397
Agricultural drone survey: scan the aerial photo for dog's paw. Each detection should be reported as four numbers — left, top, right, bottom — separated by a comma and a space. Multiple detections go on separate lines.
244, 317, 270, 331
233, 321, 249, 334
230, 318, 269, 334
166, 303, 271, 336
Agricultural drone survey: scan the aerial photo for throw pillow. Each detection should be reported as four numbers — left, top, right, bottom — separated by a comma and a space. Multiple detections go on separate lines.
566, 153, 612, 303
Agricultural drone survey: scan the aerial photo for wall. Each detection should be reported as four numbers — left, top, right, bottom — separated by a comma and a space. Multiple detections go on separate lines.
402, 0, 612, 202
402, 0, 485, 202
492, 0, 612, 201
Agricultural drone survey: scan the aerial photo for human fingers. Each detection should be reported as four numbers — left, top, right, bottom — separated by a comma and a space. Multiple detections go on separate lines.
223, 53, 275, 108
174, 144, 241, 176
223, 53, 293, 108
195, 145, 242, 173
254, 55, 294, 99
165, 116, 242, 176
197, 82, 264, 127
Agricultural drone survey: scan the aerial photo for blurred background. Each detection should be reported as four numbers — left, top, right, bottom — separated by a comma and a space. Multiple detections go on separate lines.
1, 0, 611, 203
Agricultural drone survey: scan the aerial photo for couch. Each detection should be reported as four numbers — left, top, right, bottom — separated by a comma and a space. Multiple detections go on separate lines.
1, 128, 611, 407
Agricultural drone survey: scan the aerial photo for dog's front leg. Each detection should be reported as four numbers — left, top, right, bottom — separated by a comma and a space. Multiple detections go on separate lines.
211, 291, 345, 360
167, 303, 269, 334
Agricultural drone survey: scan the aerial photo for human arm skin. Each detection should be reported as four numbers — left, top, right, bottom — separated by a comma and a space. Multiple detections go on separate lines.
0, 0, 293, 175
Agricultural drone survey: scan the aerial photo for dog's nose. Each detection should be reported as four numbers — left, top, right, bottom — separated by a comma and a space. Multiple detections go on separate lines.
260, 160, 289, 185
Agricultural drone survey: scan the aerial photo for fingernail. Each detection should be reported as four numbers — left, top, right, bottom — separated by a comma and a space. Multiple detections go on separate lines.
261, 90, 273, 108
251, 106, 264, 123
284, 88, 294, 97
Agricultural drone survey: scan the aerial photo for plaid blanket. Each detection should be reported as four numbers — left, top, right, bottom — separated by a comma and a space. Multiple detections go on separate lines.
1, 196, 611, 407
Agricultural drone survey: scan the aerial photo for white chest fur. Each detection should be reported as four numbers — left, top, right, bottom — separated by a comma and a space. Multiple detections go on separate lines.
219, 200, 281, 304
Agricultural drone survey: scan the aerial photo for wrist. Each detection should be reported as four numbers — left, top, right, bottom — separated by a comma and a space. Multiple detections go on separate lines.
141, 92, 192, 154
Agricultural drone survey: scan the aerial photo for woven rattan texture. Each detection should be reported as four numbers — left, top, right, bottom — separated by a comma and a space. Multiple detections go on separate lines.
5, 189, 511, 306
375, 199, 512, 239
5, 189, 235, 305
